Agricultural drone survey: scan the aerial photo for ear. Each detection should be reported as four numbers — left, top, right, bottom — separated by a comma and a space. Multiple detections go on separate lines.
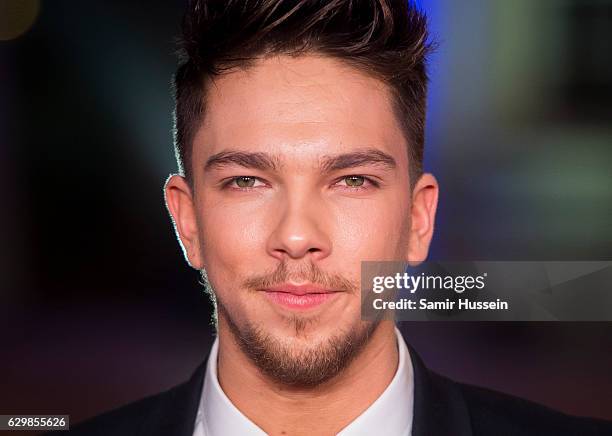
405, 173, 439, 264
164, 174, 204, 269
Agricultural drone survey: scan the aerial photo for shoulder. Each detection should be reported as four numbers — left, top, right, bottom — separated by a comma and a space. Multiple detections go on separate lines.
442, 374, 612, 436
405, 336, 612, 436
65, 385, 183, 436
47, 360, 207, 436
44, 382, 189, 436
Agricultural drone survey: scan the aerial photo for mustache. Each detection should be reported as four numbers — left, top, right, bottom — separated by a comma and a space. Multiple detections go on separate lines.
242, 259, 357, 294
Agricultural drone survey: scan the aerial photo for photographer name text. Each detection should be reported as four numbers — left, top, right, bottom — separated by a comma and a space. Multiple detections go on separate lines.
370, 272, 509, 311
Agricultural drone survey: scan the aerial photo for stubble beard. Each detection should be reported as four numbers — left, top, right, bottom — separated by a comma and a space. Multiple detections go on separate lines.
200, 261, 381, 388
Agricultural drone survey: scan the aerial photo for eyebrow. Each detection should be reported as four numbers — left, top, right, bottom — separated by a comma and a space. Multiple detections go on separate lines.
204, 151, 282, 172
319, 149, 397, 173
204, 148, 397, 174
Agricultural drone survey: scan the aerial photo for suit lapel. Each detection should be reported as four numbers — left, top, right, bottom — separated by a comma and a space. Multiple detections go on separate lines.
139, 356, 209, 436
408, 343, 473, 436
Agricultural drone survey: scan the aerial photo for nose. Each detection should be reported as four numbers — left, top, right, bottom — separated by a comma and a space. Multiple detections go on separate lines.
266, 192, 332, 262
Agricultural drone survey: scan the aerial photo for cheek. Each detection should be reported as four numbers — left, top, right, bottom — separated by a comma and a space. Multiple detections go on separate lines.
198, 201, 267, 262
195, 196, 273, 305
332, 194, 411, 261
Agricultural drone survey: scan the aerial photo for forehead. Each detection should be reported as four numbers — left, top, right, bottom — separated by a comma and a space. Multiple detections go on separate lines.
193, 54, 408, 168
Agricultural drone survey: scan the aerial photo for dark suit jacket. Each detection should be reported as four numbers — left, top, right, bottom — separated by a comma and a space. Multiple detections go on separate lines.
56, 343, 612, 436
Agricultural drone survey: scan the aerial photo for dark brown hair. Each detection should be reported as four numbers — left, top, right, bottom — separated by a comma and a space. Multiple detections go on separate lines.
173, 0, 432, 185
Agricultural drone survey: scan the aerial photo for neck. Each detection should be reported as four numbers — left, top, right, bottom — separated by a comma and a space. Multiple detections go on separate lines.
216, 320, 399, 436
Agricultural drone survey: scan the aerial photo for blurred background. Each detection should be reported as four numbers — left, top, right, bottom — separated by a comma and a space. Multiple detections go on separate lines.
1, 0, 611, 432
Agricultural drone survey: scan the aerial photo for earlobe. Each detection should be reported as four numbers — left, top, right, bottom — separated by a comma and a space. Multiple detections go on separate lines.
164, 174, 203, 269
406, 173, 439, 264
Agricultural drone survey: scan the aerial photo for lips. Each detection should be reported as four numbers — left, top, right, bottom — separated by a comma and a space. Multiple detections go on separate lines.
262, 283, 340, 310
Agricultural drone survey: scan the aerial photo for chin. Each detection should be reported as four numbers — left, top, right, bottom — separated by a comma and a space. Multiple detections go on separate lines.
264, 315, 346, 342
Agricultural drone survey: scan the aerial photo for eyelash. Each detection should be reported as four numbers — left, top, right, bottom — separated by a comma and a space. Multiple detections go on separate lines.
221, 176, 267, 191
221, 175, 380, 192
333, 175, 380, 191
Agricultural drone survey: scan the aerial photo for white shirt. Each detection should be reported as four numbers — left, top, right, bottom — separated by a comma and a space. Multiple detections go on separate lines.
193, 327, 414, 436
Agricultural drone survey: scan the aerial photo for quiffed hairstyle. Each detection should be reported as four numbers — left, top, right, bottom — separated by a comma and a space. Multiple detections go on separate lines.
173, 0, 432, 185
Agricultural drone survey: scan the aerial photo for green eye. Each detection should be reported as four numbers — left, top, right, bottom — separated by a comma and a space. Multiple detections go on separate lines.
344, 176, 365, 187
235, 176, 256, 188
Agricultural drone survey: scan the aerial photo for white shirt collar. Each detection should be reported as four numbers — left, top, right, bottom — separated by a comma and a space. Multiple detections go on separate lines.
193, 327, 413, 436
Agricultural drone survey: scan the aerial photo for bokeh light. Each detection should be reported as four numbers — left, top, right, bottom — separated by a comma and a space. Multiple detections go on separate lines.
0, 0, 39, 41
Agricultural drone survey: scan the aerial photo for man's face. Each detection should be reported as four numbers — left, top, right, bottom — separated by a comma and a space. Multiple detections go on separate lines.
166, 54, 437, 386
